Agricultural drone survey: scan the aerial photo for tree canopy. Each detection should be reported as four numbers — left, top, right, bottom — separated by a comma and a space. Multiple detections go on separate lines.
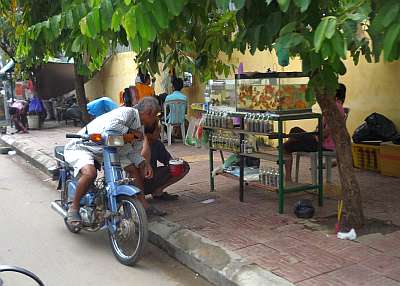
16, 0, 400, 228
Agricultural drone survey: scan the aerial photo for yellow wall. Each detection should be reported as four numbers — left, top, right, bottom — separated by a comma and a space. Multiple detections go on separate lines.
85, 50, 400, 136
84, 52, 139, 103
340, 58, 400, 134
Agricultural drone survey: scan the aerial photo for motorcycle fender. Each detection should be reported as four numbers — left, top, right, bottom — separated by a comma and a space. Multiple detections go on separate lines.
115, 184, 141, 197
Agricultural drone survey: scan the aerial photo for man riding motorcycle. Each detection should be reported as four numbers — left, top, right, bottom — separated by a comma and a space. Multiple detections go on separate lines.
63, 97, 162, 226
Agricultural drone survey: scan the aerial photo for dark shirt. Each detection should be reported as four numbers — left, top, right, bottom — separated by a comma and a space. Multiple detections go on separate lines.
150, 140, 172, 168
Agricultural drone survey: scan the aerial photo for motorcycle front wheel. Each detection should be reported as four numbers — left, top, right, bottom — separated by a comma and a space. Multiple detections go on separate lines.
109, 195, 148, 266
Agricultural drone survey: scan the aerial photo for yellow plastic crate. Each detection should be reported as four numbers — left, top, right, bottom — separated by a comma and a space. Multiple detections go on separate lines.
351, 143, 381, 171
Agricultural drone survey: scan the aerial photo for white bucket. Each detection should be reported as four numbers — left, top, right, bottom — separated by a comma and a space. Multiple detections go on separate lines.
27, 115, 40, 129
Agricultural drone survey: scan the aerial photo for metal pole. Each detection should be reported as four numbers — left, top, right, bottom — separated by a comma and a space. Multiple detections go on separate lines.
278, 119, 285, 213
318, 115, 324, 206
239, 133, 244, 202
209, 134, 215, 192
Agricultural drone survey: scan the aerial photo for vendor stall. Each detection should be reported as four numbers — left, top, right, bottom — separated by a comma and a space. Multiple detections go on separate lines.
202, 72, 323, 213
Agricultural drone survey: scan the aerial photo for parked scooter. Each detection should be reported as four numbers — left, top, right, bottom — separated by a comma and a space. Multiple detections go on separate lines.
51, 131, 148, 266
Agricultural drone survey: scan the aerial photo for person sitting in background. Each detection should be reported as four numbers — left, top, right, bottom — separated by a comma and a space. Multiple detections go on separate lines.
9, 100, 28, 133
136, 70, 155, 101
165, 78, 187, 103
87, 97, 118, 118
283, 84, 347, 182
133, 120, 190, 202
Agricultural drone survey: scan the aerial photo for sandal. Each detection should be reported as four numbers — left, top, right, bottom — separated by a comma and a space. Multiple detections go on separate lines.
146, 205, 167, 217
67, 208, 82, 226
153, 192, 179, 201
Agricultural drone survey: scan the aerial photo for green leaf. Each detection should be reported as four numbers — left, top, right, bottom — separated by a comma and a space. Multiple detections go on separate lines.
129, 35, 141, 52
382, 3, 400, 28
124, 0, 131, 5
276, 33, 304, 49
353, 50, 360, 65
314, 18, 329, 52
100, 0, 113, 31
150, 1, 169, 29
165, 0, 185, 17
279, 22, 296, 36
371, 0, 399, 32
80, 17, 90, 37
86, 8, 101, 37
331, 32, 346, 59
383, 23, 400, 61
50, 15, 61, 38
65, 10, 74, 29
321, 41, 332, 60
332, 58, 346, 75
277, 47, 289, 66
136, 6, 156, 41
216, 0, 230, 10
267, 12, 282, 37
111, 9, 122, 32
123, 7, 137, 39
71, 35, 82, 53
293, 0, 310, 12
277, 0, 290, 13
325, 17, 336, 39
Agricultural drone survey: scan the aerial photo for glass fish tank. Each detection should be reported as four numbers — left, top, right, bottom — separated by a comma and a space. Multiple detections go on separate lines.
235, 72, 313, 113
207, 79, 236, 112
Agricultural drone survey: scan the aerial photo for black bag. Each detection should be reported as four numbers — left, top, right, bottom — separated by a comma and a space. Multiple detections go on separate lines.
352, 122, 374, 143
365, 113, 397, 141
393, 134, 400, 145
352, 113, 398, 143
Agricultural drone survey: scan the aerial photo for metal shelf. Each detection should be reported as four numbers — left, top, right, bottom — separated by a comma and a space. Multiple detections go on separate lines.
239, 152, 279, 162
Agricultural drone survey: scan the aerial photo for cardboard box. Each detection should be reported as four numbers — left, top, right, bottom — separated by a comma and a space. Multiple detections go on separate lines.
380, 142, 400, 177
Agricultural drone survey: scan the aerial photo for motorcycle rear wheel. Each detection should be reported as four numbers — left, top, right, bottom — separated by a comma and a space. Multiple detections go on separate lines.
109, 195, 148, 266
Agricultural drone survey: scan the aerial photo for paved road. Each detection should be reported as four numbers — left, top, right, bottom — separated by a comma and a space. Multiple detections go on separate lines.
0, 153, 212, 286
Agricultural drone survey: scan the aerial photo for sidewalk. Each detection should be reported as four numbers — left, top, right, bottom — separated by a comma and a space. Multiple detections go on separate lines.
2, 121, 400, 286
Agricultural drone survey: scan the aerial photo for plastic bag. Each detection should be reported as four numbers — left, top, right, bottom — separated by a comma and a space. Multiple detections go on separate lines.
352, 113, 398, 143
365, 113, 397, 141
28, 97, 45, 113
352, 122, 374, 143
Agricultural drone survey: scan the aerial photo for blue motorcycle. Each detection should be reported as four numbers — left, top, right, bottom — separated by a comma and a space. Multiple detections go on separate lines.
51, 132, 148, 266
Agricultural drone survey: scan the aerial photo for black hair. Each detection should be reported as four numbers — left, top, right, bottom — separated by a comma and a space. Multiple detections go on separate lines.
172, 77, 184, 91
336, 83, 346, 103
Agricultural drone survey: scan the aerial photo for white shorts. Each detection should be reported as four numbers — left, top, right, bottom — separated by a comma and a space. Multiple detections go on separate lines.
64, 149, 102, 177
64, 146, 143, 177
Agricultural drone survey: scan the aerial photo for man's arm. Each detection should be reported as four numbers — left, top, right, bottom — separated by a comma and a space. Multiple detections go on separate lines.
141, 136, 151, 162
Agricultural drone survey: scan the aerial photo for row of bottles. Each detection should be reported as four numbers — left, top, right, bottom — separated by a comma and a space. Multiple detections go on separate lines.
203, 111, 234, 129
244, 113, 274, 133
259, 167, 280, 187
211, 135, 240, 152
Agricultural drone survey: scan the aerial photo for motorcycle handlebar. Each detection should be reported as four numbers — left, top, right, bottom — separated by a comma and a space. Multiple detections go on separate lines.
65, 134, 82, 139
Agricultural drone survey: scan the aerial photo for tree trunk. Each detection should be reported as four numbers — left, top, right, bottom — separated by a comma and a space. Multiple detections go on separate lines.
316, 88, 364, 229
73, 62, 90, 124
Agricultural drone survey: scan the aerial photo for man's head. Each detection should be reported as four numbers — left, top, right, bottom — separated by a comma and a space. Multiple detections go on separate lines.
136, 97, 160, 128
336, 83, 346, 104
172, 78, 184, 91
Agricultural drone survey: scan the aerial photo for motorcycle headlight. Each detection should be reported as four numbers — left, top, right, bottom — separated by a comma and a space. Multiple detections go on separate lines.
106, 135, 125, 146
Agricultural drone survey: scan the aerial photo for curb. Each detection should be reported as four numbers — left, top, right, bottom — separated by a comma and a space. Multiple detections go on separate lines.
0, 135, 293, 286
0, 135, 58, 176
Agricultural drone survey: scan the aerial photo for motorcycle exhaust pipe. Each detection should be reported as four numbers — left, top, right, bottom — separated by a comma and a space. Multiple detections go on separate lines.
51, 202, 67, 218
